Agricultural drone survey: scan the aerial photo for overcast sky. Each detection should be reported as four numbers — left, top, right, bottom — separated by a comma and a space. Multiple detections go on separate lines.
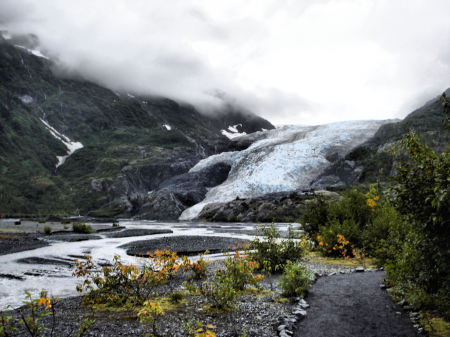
1, 0, 449, 125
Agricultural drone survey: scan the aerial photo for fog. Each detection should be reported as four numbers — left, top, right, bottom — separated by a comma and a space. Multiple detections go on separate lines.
1, 0, 450, 125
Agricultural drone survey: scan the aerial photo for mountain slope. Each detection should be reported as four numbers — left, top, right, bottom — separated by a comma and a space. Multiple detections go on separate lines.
317, 89, 450, 184
0, 35, 274, 217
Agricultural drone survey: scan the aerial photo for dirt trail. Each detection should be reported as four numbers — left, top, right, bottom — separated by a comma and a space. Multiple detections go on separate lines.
295, 271, 418, 337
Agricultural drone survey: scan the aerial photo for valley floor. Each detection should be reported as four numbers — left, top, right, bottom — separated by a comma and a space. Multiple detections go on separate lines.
0, 220, 420, 337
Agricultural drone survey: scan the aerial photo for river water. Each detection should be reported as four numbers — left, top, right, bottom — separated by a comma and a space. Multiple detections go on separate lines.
0, 220, 291, 309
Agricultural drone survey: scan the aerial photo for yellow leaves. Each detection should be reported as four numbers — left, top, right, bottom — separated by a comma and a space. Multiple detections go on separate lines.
38, 297, 52, 310
194, 323, 217, 337
365, 184, 379, 209
367, 198, 377, 208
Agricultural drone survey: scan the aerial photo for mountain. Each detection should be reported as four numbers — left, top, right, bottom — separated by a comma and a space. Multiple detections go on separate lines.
0, 34, 274, 218
315, 89, 450, 184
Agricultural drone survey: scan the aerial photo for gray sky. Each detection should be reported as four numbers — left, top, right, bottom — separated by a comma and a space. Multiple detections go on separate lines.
1, 0, 450, 125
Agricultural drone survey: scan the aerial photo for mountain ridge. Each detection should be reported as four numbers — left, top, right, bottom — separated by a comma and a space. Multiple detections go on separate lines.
0, 36, 274, 217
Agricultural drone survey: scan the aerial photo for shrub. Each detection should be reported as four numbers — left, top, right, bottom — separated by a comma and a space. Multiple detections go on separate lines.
221, 250, 263, 291
186, 250, 263, 310
169, 291, 185, 304
279, 261, 313, 297
250, 225, 308, 274
317, 219, 359, 258
73, 250, 186, 306
182, 251, 210, 280
72, 223, 93, 234
191, 272, 238, 310
43, 225, 51, 235
0, 291, 92, 337
302, 195, 330, 236
183, 321, 217, 337
137, 300, 164, 336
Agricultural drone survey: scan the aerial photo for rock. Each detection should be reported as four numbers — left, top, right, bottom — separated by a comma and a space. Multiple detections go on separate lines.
380, 284, 386, 289
136, 163, 231, 220
403, 305, 413, 311
277, 325, 287, 332
299, 299, 308, 306
397, 299, 406, 306
355, 267, 365, 272
292, 309, 307, 317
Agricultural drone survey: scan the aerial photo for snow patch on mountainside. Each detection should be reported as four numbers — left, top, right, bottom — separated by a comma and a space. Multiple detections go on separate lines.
180, 120, 389, 220
40, 119, 84, 168
14, 45, 49, 60
221, 124, 248, 139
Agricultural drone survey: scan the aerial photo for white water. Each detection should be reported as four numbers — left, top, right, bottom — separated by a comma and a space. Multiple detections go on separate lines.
0, 221, 278, 309
181, 120, 389, 220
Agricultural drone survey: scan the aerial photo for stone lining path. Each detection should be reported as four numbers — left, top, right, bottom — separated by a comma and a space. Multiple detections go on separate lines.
294, 271, 418, 337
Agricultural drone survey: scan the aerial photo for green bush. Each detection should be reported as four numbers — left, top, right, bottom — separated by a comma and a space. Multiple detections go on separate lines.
193, 272, 238, 310
222, 251, 262, 291
72, 223, 93, 234
186, 250, 263, 310
169, 291, 185, 304
43, 225, 52, 235
279, 261, 313, 297
302, 195, 329, 236
250, 225, 308, 274
385, 115, 450, 315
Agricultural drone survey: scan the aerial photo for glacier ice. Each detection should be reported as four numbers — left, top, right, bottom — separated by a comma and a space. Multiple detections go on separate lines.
180, 120, 389, 220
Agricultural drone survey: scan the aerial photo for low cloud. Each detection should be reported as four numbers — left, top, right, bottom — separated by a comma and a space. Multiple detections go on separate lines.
1, 0, 449, 125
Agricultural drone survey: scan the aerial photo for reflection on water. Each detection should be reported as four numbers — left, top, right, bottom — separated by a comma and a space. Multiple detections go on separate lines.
0, 221, 292, 309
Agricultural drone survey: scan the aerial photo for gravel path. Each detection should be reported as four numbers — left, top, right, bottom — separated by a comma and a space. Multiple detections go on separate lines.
295, 271, 417, 337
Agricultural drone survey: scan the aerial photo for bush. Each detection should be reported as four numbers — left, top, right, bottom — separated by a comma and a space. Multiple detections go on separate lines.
169, 291, 185, 304
250, 225, 308, 274
385, 117, 450, 315
0, 291, 92, 337
72, 223, 93, 234
182, 251, 210, 280
73, 250, 186, 306
43, 225, 52, 235
302, 195, 329, 236
191, 272, 238, 310
279, 261, 313, 297
222, 250, 262, 291
186, 250, 263, 310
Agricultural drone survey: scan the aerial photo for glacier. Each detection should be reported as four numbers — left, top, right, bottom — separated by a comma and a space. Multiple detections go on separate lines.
179, 120, 389, 220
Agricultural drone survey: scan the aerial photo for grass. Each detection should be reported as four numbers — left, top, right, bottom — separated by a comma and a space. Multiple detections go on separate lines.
307, 251, 377, 268
420, 313, 450, 337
